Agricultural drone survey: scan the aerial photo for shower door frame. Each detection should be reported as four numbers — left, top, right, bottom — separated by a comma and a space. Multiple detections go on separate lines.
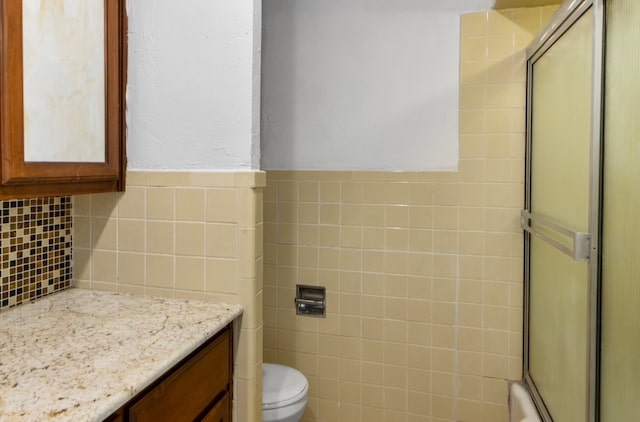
523, 1, 605, 421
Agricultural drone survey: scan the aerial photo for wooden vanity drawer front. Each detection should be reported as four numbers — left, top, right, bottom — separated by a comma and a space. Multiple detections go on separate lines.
129, 328, 230, 422
201, 391, 230, 422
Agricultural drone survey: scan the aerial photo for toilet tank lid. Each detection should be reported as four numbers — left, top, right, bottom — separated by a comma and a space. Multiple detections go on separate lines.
263, 363, 309, 408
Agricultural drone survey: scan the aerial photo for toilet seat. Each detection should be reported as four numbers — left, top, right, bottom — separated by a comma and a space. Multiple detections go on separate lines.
263, 363, 309, 410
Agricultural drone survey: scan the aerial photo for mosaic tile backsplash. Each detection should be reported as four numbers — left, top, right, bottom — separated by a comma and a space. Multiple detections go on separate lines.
0, 197, 73, 311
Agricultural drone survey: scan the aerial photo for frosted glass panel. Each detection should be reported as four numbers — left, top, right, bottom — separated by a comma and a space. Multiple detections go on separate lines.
528, 8, 592, 422
529, 239, 588, 421
601, 0, 640, 420
22, 0, 105, 163
530, 13, 592, 227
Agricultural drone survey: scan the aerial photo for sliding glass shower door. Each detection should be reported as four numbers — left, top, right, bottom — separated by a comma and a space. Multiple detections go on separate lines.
524, 1, 640, 420
523, 5, 595, 421
600, 0, 640, 419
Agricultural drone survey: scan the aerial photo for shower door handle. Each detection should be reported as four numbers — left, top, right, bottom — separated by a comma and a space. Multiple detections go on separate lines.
521, 210, 591, 261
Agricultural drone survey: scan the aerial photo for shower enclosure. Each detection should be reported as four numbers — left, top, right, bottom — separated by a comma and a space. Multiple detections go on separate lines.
522, 0, 640, 421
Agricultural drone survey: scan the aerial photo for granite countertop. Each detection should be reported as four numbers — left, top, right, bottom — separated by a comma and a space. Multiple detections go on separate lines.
0, 288, 243, 421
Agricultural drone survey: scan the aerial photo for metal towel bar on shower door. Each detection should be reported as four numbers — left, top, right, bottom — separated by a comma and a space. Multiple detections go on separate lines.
520, 210, 591, 262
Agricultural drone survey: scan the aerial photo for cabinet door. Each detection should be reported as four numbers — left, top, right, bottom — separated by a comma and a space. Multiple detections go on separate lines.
0, 0, 126, 198
201, 392, 231, 422
128, 329, 231, 422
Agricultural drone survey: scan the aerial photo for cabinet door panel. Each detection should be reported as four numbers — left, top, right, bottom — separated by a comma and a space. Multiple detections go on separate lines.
0, 0, 126, 197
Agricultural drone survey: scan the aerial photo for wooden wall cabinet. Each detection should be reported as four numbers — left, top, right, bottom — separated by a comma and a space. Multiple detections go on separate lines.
106, 324, 233, 422
0, 0, 126, 199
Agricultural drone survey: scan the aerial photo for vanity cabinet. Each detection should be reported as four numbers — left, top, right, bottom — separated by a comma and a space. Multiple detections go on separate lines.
0, 0, 127, 199
107, 324, 233, 422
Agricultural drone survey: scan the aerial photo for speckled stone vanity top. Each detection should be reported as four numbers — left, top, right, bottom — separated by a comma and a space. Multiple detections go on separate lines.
0, 288, 242, 421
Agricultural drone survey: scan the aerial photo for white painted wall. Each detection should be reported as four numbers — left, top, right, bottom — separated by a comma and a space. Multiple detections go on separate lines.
261, 0, 483, 171
126, 0, 261, 170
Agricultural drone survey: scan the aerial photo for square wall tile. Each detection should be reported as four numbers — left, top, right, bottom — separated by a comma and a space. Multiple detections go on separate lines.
118, 187, 146, 219
147, 221, 174, 255
146, 255, 175, 289
176, 222, 205, 256
176, 188, 206, 221
118, 219, 145, 252
93, 250, 117, 283
206, 258, 238, 294
147, 187, 175, 220
92, 218, 117, 250
118, 253, 145, 285
206, 224, 238, 258
207, 188, 238, 223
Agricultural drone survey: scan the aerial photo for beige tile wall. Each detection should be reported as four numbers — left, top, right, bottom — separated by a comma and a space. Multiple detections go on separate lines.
263, 7, 557, 422
73, 170, 265, 422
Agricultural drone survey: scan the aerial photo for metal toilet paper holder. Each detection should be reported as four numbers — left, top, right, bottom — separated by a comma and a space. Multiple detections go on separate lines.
295, 284, 326, 317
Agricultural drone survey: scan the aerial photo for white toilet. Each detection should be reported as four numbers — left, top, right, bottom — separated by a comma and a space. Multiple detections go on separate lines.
262, 363, 309, 422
